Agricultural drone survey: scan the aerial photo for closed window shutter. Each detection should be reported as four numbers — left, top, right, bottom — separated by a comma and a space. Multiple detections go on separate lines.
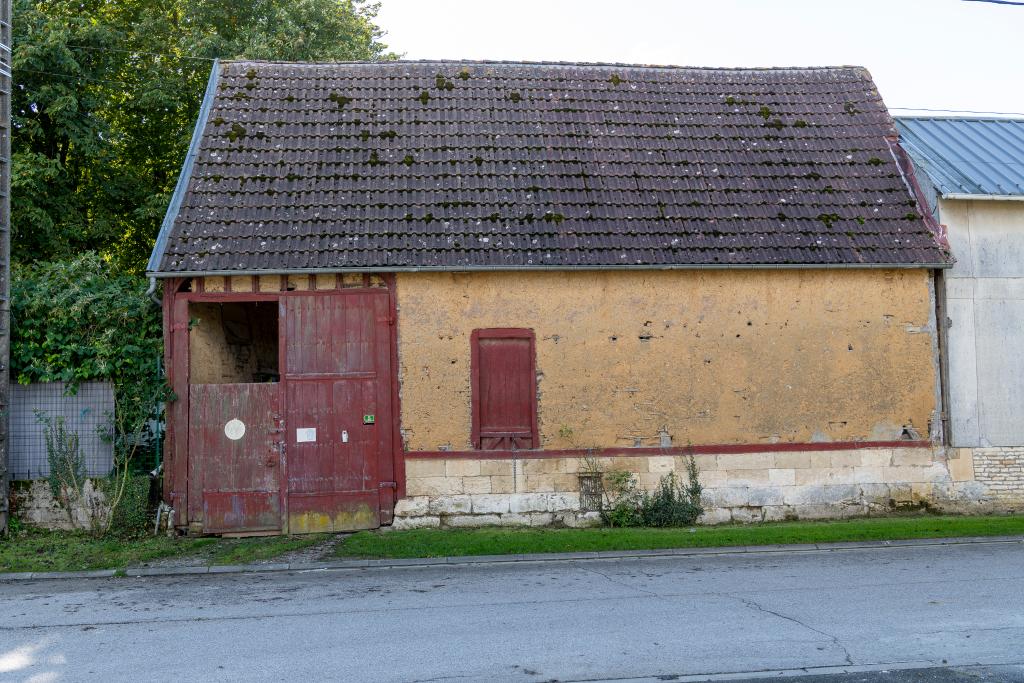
472, 330, 537, 450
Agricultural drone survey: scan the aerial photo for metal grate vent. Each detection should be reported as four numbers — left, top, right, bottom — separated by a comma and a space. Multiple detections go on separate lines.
578, 473, 604, 512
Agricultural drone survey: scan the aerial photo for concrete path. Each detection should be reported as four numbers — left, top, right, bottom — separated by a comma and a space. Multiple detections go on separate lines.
1, 541, 1023, 682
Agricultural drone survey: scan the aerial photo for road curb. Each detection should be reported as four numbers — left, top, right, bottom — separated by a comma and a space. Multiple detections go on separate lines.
3, 534, 1022, 582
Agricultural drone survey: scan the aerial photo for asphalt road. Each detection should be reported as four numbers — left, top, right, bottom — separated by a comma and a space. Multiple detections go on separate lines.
2, 541, 1023, 682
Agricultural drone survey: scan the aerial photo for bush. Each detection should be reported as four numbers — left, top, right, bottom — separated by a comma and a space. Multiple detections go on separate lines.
102, 475, 152, 536
601, 470, 646, 527
40, 413, 153, 536
601, 457, 704, 528
39, 413, 89, 529
11, 253, 171, 458
642, 467, 703, 527
39, 412, 155, 536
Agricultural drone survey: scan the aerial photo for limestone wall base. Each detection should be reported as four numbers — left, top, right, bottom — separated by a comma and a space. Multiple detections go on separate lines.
395, 447, 1023, 529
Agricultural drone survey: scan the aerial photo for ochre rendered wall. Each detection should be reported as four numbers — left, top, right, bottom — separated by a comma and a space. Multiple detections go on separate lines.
396, 269, 938, 451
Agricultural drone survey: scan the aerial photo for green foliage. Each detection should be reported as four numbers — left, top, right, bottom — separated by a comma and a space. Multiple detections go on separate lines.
37, 411, 154, 536
13, 254, 171, 515
12, 0, 124, 264
335, 516, 1024, 560
0, 526, 217, 572
0, 527, 334, 572
208, 534, 331, 566
13, 0, 394, 272
101, 475, 152, 536
38, 413, 88, 528
601, 470, 645, 527
601, 458, 704, 528
12, 253, 165, 416
641, 467, 704, 528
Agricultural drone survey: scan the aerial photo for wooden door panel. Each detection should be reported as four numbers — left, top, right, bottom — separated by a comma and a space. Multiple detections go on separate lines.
332, 378, 377, 491
479, 337, 534, 433
285, 295, 375, 376
472, 329, 538, 450
282, 292, 391, 533
284, 381, 333, 495
189, 383, 281, 533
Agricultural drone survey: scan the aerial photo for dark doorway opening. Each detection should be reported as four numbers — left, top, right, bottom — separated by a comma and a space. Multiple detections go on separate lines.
188, 301, 279, 384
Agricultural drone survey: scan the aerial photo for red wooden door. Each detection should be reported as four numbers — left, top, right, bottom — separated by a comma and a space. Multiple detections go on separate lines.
188, 383, 282, 533
283, 292, 393, 533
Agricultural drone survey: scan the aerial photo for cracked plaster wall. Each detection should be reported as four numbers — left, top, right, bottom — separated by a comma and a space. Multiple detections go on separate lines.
396, 269, 938, 451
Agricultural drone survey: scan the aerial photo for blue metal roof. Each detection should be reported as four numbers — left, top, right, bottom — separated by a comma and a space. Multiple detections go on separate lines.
895, 117, 1024, 197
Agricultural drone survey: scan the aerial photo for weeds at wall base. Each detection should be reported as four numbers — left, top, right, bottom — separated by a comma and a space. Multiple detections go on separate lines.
601, 456, 704, 528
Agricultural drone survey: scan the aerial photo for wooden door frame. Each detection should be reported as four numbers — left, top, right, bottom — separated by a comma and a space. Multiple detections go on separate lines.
166, 279, 400, 532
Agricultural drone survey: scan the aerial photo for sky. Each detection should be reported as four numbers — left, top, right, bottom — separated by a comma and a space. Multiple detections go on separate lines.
375, 0, 1024, 117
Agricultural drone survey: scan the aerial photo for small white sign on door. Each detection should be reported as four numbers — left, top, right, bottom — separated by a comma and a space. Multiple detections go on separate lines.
223, 418, 246, 441
296, 427, 317, 443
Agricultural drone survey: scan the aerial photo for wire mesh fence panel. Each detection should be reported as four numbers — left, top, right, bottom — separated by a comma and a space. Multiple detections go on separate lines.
10, 381, 115, 480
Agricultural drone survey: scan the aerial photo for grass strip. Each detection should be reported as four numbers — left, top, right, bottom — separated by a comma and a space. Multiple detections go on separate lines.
0, 528, 216, 573
0, 527, 329, 573
336, 515, 1024, 559
5, 515, 1022, 574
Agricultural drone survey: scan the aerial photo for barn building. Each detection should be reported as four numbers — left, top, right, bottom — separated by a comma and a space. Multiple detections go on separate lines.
148, 60, 987, 535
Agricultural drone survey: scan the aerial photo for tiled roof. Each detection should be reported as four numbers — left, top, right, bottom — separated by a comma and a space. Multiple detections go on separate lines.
896, 117, 1024, 198
149, 60, 950, 274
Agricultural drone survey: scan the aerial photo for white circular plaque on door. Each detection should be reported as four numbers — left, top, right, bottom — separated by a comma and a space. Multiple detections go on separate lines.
224, 419, 246, 441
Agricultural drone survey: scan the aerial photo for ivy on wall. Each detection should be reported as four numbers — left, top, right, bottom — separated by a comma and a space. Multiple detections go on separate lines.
11, 253, 168, 435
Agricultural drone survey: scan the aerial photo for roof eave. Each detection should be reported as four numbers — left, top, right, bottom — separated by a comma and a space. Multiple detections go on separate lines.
147, 261, 953, 279
146, 60, 221, 274
941, 193, 1024, 201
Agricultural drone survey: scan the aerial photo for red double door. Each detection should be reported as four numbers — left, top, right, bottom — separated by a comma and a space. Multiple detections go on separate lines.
189, 291, 394, 534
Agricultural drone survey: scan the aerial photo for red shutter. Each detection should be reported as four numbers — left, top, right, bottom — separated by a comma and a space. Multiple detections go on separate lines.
471, 329, 538, 450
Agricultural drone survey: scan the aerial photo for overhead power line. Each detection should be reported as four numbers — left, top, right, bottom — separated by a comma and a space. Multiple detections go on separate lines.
962, 0, 1024, 5
62, 43, 215, 62
15, 67, 139, 88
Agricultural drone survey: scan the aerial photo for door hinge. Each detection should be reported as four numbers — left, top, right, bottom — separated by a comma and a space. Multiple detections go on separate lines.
379, 481, 397, 489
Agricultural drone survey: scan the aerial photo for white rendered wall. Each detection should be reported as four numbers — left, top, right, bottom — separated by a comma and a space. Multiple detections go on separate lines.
941, 199, 1024, 447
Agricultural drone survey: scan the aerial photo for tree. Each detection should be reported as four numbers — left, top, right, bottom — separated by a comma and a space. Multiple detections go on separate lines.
13, 0, 393, 272
12, 0, 124, 262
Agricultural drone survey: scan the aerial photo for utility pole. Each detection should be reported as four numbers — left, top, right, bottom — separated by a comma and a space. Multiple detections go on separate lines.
0, 0, 10, 534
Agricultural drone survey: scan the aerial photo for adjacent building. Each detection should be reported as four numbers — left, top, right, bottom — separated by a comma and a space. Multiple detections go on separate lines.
149, 60, 984, 535
897, 116, 1024, 504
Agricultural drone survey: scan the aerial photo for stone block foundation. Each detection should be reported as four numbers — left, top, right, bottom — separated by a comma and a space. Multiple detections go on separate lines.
9, 479, 109, 530
395, 447, 1020, 529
